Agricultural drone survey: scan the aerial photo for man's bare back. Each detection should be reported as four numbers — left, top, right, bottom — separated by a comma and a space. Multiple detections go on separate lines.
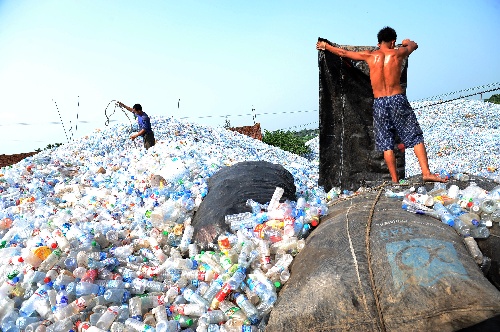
316, 30, 446, 183
367, 48, 406, 98
316, 38, 418, 98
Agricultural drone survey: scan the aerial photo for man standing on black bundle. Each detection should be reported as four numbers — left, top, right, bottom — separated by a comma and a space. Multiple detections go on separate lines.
316, 26, 446, 183
116, 101, 156, 150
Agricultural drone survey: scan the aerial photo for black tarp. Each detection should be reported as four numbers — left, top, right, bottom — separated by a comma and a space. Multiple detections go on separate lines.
192, 161, 296, 249
318, 39, 407, 192
266, 180, 500, 331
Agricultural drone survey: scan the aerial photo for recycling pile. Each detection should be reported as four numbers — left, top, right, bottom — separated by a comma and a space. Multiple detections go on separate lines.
386, 181, 500, 268
0, 116, 328, 332
306, 99, 500, 181
0, 98, 499, 332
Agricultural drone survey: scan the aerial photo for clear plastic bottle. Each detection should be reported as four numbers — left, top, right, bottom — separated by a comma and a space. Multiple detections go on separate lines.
153, 305, 177, 332
432, 202, 455, 227
19, 283, 51, 317
459, 212, 481, 228
266, 253, 293, 279
140, 294, 167, 309
75, 281, 105, 297
220, 323, 258, 332
202, 278, 224, 303
104, 288, 131, 304
234, 293, 259, 324
267, 187, 284, 212
170, 303, 206, 317
56, 285, 69, 310
53, 294, 95, 321
128, 296, 142, 321
96, 305, 121, 330
481, 196, 498, 214
245, 276, 277, 312
200, 310, 227, 325
124, 318, 156, 332
452, 218, 471, 237
38, 249, 62, 271
0, 276, 20, 297
218, 300, 249, 325
33, 298, 53, 319
183, 287, 209, 308
199, 252, 224, 275
179, 223, 194, 253
172, 314, 193, 328
1, 308, 19, 332
16, 316, 40, 330
464, 237, 484, 265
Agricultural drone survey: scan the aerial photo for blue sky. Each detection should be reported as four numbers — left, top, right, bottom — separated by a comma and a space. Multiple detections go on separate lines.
1, 0, 499, 154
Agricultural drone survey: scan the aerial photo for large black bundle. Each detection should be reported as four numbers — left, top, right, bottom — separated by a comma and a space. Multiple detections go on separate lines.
192, 161, 296, 249
266, 186, 500, 332
318, 39, 406, 192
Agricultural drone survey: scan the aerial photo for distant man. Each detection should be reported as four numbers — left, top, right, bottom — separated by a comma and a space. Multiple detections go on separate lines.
316, 26, 446, 183
116, 102, 156, 150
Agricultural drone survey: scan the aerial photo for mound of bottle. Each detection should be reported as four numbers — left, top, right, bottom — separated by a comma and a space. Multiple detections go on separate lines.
0, 181, 329, 332
385, 173, 500, 270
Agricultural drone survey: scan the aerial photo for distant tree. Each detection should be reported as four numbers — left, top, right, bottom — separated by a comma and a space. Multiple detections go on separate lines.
485, 94, 500, 104
262, 129, 311, 156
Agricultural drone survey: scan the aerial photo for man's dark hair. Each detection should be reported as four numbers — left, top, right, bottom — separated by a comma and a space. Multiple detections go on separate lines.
133, 104, 142, 111
377, 26, 397, 43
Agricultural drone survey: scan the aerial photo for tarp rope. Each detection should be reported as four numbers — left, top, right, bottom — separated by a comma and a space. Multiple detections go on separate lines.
333, 180, 416, 331
365, 183, 389, 332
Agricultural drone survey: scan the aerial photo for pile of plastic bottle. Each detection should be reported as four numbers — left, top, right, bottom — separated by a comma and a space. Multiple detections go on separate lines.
0, 116, 329, 332
386, 180, 500, 269
407, 99, 500, 181
306, 99, 500, 181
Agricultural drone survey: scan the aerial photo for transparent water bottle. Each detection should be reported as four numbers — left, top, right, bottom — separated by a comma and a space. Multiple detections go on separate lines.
96, 305, 121, 330
452, 218, 471, 237
53, 294, 95, 321
128, 296, 142, 321
464, 237, 484, 265
104, 288, 131, 304
19, 283, 51, 317
183, 287, 209, 308
234, 293, 259, 324
218, 300, 249, 325
432, 202, 455, 227
170, 303, 206, 317
124, 317, 156, 332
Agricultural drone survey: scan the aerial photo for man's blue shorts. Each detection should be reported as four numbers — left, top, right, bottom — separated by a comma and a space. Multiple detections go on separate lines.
373, 94, 424, 151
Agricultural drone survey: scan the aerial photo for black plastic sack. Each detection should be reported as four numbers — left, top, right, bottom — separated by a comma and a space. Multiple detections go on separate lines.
317, 39, 406, 192
266, 186, 500, 332
192, 161, 296, 249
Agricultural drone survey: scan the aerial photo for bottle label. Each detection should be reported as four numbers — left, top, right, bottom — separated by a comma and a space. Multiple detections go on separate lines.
215, 283, 231, 301
253, 224, 265, 239
223, 305, 241, 318
75, 297, 87, 310
33, 246, 52, 260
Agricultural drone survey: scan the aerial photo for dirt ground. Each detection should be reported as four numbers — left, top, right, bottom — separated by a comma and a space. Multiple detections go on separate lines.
0, 152, 39, 168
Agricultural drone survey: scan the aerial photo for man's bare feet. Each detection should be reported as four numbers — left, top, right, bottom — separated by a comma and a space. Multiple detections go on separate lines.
423, 173, 448, 183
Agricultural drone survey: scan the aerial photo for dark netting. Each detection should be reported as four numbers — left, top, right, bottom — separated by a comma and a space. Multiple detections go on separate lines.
317, 38, 406, 192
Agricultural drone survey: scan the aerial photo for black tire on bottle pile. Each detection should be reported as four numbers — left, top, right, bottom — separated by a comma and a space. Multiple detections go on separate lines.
192, 160, 296, 250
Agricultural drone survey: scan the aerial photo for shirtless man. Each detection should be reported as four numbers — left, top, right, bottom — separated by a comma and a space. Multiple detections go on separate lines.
316, 26, 446, 183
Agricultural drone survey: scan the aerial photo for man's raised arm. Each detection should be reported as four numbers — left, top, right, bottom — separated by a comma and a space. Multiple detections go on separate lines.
399, 39, 418, 56
316, 40, 371, 62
